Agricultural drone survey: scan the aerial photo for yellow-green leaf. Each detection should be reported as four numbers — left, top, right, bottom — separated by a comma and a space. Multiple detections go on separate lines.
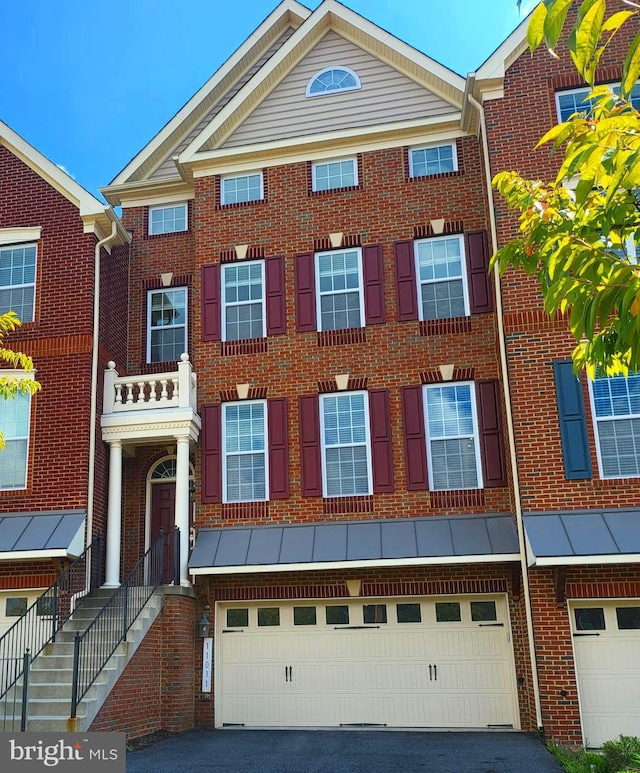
543, 0, 574, 51
621, 30, 640, 99
528, 2, 548, 52
601, 10, 635, 34
571, 0, 605, 83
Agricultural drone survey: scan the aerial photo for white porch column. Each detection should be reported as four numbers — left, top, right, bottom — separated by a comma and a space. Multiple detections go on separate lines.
104, 440, 123, 588
175, 436, 191, 585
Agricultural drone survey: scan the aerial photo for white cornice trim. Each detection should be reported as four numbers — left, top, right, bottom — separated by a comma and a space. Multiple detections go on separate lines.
107, 0, 311, 188
179, 1, 464, 163
121, 191, 196, 209
190, 553, 521, 575
0, 227, 42, 246
532, 554, 640, 567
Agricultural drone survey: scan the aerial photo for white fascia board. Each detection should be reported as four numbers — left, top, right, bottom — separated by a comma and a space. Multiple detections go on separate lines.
189, 114, 463, 176
108, 0, 312, 188
0, 227, 42, 246
190, 553, 522, 576
121, 190, 195, 209
0, 549, 75, 562
474, 13, 529, 82
533, 554, 640, 567
179, 1, 464, 164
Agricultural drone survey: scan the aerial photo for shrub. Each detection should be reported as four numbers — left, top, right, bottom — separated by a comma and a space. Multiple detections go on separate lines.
602, 737, 640, 773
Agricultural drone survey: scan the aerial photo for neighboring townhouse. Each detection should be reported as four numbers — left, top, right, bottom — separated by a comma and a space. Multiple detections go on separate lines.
472, 12, 640, 747
0, 121, 129, 633
100, 0, 537, 737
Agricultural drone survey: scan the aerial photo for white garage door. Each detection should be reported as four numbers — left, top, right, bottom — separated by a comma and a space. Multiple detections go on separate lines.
0, 590, 46, 637
571, 600, 640, 748
216, 595, 518, 729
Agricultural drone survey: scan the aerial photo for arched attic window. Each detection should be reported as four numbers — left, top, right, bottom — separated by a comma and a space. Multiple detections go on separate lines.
306, 66, 361, 97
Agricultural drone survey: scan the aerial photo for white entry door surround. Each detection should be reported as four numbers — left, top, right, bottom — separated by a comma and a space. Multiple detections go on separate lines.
215, 594, 519, 729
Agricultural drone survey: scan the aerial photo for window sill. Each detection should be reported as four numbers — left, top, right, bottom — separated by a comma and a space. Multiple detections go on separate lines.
309, 184, 361, 197
419, 317, 471, 336
220, 338, 268, 356
216, 199, 267, 211
145, 230, 190, 240
407, 170, 462, 182
429, 489, 485, 509
323, 495, 373, 515
317, 328, 366, 347
221, 501, 269, 520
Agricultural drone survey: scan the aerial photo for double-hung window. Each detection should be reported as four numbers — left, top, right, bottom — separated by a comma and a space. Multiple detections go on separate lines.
320, 392, 372, 497
0, 377, 33, 490
409, 143, 457, 177
312, 158, 357, 192
590, 372, 640, 478
423, 382, 482, 490
221, 173, 263, 205
415, 235, 469, 320
148, 204, 187, 235
223, 400, 267, 502
222, 261, 265, 341
0, 243, 37, 322
316, 248, 364, 331
556, 82, 640, 122
147, 288, 187, 363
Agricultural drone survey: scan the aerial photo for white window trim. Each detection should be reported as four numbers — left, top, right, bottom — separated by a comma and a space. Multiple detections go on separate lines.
0, 370, 35, 492
306, 66, 361, 98
408, 142, 458, 178
220, 171, 264, 205
414, 234, 470, 321
311, 157, 358, 193
423, 381, 483, 491
319, 390, 373, 498
146, 286, 188, 364
148, 202, 188, 236
221, 260, 266, 342
314, 247, 365, 332
587, 375, 640, 480
0, 242, 38, 323
553, 81, 639, 122
222, 399, 269, 503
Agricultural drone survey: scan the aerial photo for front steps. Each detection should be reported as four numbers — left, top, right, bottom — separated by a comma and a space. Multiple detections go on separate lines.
0, 588, 164, 732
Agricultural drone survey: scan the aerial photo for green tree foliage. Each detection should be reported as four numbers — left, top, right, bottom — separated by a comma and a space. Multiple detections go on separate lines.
493, 0, 640, 375
0, 311, 41, 448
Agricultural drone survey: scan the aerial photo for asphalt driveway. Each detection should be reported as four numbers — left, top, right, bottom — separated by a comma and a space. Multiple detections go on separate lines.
126, 729, 562, 773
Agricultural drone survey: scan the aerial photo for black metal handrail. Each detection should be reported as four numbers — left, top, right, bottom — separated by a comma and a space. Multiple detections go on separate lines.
70, 527, 176, 718
0, 534, 105, 704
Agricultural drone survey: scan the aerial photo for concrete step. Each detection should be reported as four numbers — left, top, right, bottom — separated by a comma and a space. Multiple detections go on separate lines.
0, 698, 88, 719
4, 682, 99, 702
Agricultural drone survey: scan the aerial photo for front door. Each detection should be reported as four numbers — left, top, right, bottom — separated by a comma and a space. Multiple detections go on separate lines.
151, 482, 175, 583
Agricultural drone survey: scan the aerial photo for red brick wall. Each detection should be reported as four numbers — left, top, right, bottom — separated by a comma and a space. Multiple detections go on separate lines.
91, 593, 195, 739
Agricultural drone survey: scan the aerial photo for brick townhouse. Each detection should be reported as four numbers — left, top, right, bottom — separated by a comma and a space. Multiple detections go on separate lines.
1, 0, 638, 748
0, 120, 129, 635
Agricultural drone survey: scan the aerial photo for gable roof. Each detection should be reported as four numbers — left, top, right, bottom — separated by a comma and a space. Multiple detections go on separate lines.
0, 120, 128, 244
103, 0, 465, 203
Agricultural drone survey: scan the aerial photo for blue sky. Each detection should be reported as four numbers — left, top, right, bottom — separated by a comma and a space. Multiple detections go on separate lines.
0, 0, 536, 199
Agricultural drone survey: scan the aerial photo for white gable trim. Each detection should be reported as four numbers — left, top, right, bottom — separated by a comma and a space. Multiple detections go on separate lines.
178, 0, 465, 163
108, 0, 311, 188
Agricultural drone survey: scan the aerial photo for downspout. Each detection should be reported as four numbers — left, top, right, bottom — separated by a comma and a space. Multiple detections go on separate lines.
87, 220, 119, 551
467, 91, 543, 731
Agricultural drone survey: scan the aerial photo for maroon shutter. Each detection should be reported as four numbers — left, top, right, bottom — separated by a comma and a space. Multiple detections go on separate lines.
201, 264, 221, 341
268, 398, 289, 499
295, 252, 316, 332
299, 395, 322, 496
369, 389, 395, 493
265, 256, 286, 335
477, 380, 507, 487
465, 230, 494, 314
201, 404, 222, 503
401, 386, 429, 490
394, 240, 418, 321
362, 244, 386, 325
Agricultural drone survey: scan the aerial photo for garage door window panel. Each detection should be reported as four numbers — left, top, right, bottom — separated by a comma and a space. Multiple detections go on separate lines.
326, 605, 349, 625
436, 602, 461, 622
397, 603, 422, 623
6, 598, 28, 617
257, 608, 280, 627
575, 607, 606, 631
227, 608, 248, 627
471, 601, 497, 622
294, 607, 317, 626
223, 400, 267, 502
590, 372, 640, 478
363, 604, 387, 624
616, 607, 640, 629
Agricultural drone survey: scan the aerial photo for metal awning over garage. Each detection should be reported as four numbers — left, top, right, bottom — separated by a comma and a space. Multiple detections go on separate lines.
0, 510, 85, 561
524, 508, 640, 566
189, 513, 520, 575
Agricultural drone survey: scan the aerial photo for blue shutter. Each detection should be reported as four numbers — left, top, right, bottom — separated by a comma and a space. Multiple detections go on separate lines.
553, 361, 592, 480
